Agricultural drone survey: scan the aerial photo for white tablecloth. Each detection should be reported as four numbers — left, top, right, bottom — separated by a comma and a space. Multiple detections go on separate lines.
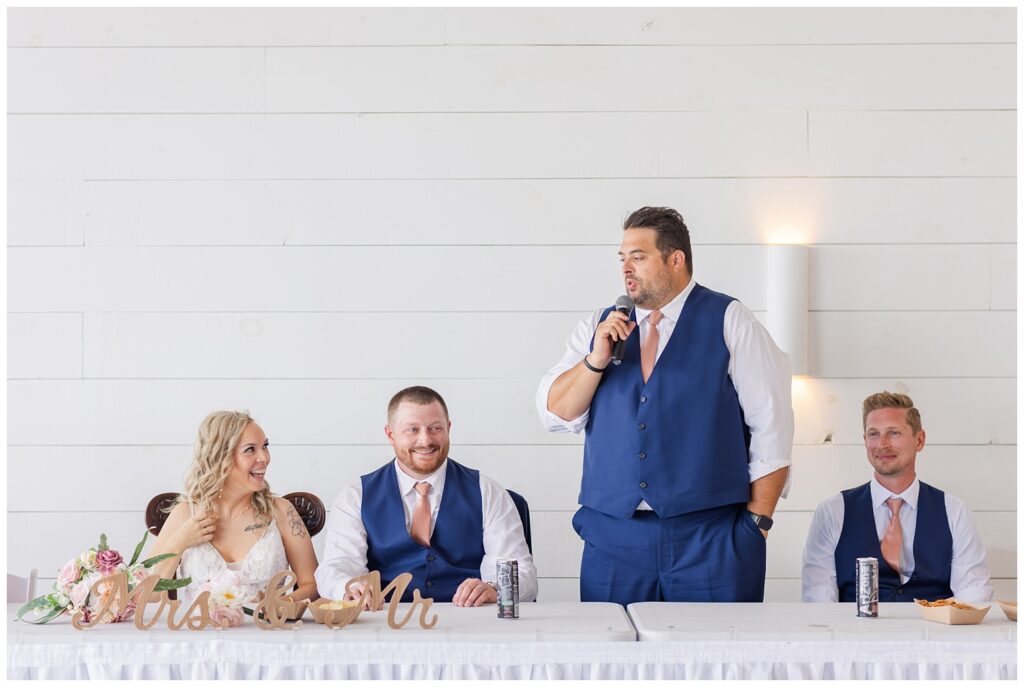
8, 602, 638, 679
9, 602, 1017, 679
626, 602, 1017, 679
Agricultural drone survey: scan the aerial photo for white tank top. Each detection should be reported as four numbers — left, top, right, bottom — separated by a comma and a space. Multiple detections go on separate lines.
178, 501, 290, 603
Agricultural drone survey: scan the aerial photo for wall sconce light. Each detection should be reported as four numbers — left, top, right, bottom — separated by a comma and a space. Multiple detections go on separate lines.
766, 244, 808, 376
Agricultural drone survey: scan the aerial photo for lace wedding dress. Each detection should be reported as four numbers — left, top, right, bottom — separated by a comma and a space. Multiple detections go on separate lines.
178, 503, 290, 603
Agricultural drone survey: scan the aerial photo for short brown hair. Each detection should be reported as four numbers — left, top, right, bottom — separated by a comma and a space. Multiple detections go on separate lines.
387, 385, 449, 424
862, 392, 922, 435
623, 206, 692, 275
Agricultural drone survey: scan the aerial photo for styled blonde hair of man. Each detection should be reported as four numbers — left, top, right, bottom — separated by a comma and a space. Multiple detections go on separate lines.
180, 410, 274, 520
861, 392, 922, 435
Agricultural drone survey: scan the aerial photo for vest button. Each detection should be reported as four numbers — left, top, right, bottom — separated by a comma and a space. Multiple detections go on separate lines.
638, 423, 646, 430
897, 587, 903, 594
639, 481, 648, 488
640, 396, 647, 403
638, 452, 646, 460
425, 581, 433, 587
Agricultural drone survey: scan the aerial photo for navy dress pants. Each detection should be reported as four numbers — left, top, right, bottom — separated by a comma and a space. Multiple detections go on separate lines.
573, 504, 766, 605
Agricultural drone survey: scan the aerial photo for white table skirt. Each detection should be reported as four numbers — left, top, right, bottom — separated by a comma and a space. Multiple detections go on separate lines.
9, 639, 1015, 680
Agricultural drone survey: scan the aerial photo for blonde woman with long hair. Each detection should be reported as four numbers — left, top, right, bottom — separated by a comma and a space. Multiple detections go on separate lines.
147, 411, 318, 605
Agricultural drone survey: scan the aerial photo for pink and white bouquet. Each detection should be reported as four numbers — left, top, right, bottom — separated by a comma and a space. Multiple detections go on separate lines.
199, 570, 247, 628
16, 532, 190, 625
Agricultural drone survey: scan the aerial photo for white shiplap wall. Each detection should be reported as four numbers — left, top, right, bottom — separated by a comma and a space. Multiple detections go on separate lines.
7, 8, 1016, 602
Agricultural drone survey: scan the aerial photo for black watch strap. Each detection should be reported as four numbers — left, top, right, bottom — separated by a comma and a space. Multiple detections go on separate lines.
749, 511, 774, 531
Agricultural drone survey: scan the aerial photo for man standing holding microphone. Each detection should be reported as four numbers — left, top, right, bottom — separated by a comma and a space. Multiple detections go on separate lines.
536, 207, 794, 604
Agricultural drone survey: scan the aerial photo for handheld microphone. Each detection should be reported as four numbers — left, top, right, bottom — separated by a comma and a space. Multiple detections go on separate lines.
610, 294, 635, 365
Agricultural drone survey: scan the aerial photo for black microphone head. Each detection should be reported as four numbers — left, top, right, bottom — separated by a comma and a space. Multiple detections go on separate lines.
614, 295, 634, 314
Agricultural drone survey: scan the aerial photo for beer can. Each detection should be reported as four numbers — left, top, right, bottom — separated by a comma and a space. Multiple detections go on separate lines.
496, 559, 520, 619
856, 557, 879, 617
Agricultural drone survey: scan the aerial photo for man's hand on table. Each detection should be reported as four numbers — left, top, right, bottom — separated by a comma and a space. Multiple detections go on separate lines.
452, 578, 497, 607
344, 581, 383, 611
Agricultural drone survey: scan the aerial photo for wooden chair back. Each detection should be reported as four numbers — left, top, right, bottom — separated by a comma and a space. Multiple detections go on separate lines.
145, 491, 326, 537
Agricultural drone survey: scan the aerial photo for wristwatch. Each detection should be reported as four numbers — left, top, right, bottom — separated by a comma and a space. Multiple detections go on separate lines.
749, 511, 774, 532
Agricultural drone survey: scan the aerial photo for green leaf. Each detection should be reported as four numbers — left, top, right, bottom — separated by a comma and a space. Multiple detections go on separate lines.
16, 596, 67, 625
129, 531, 148, 567
16, 596, 53, 620
140, 552, 176, 568
98, 533, 109, 552
24, 606, 67, 625
153, 576, 191, 592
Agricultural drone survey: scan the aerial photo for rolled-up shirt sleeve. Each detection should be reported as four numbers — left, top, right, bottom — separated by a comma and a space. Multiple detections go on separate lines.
724, 300, 795, 491
314, 484, 370, 601
535, 311, 602, 434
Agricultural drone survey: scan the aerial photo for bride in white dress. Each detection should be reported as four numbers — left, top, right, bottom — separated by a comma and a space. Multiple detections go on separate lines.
147, 411, 319, 606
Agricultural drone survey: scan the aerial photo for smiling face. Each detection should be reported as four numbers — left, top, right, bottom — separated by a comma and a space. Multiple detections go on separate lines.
619, 227, 688, 309
864, 407, 924, 482
385, 400, 451, 478
226, 422, 270, 493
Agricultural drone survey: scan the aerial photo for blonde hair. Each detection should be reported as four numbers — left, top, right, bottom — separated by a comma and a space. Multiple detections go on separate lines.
862, 392, 922, 435
180, 410, 274, 520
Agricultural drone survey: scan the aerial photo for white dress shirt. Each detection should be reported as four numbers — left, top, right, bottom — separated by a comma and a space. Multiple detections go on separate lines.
535, 280, 794, 508
315, 458, 538, 602
801, 477, 993, 603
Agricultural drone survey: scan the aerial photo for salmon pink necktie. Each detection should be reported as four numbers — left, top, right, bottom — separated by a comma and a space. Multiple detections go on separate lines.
641, 310, 663, 383
410, 481, 432, 547
880, 497, 904, 574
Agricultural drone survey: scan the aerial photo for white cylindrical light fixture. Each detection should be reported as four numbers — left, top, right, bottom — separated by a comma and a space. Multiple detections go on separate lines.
766, 244, 808, 376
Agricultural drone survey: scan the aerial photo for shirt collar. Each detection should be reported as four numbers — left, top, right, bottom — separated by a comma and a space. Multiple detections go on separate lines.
870, 476, 919, 511
634, 279, 695, 325
393, 457, 448, 497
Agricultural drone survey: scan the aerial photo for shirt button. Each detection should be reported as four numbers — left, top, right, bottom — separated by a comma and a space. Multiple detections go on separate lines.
426, 555, 435, 562
640, 396, 647, 403
638, 452, 646, 460
425, 581, 433, 588
639, 481, 648, 489
638, 423, 646, 430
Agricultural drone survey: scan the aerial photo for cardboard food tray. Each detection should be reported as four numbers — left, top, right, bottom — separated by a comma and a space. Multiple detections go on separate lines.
309, 598, 362, 624
996, 600, 1016, 621
915, 598, 990, 625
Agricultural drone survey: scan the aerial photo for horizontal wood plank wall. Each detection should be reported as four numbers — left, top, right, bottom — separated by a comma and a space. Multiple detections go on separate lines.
7, 8, 1016, 601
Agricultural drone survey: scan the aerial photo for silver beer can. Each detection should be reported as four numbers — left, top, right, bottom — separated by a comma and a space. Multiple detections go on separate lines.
497, 559, 520, 619
856, 557, 879, 617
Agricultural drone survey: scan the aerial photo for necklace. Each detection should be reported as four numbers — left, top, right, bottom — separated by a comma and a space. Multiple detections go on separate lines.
220, 503, 252, 520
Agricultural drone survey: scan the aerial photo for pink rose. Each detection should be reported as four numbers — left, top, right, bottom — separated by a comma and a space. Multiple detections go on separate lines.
57, 558, 80, 589
114, 599, 138, 623
69, 579, 91, 608
95, 549, 123, 575
209, 606, 244, 628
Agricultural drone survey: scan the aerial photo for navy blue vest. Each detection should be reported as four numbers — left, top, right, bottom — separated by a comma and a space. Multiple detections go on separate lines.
361, 458, 485, 602
835, 481, 953, 602
582, 284, 751, 518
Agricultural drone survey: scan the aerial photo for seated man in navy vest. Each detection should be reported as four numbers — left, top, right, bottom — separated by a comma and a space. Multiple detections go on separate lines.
801, 392, 992, 603
316, 386, 538, 607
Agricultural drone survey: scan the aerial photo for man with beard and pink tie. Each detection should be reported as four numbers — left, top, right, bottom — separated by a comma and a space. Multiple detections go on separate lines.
802, 392, 992, 603
317, 386, 538, 607
537, 206, 794, 604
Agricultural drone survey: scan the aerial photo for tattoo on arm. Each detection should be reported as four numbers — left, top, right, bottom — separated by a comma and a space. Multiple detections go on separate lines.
286, 506, 308, 539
